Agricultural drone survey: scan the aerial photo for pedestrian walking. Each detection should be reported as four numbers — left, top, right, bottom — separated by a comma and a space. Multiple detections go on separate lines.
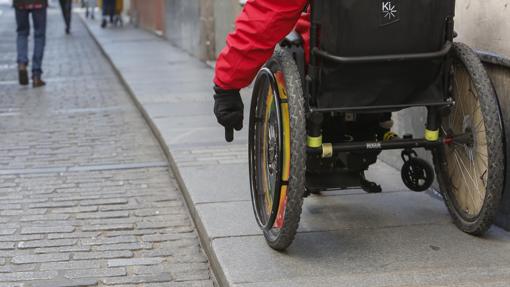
85, 0, 96, 19
58, 0, 72, 34
101, 0, 115, 28
13, 0, 47, 87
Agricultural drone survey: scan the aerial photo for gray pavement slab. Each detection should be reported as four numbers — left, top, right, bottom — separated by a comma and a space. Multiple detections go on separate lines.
154, 115, 218, 130
214, 226, 510, 286
129, 81, 212, 96
196, 190, 451, 240
159, 124, 248, 148
143, 101, 212, 119
178, 164, 250, 204
81, 12, 510, 287
235, 270, 510, 287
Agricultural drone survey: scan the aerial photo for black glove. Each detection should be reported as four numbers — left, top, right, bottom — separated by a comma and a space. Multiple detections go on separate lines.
214, 86, 244, 142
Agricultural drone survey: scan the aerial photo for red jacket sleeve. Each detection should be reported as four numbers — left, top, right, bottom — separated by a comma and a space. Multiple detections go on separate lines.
295, 11, 311, 63
214, 0, 309, 90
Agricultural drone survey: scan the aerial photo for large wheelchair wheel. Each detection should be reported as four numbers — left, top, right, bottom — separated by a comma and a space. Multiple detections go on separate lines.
249, 47, 306, 251
433, 42, 504, 235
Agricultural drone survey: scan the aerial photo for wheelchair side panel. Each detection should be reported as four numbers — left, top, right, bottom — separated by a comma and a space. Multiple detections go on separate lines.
317, 60, 445, 108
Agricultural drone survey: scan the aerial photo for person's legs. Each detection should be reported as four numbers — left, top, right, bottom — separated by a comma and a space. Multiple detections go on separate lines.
102, 0, 115, 27
15, 8, 30, 85
86, 0, 95, 19
109, 0, 115, 23
59, 0, 71, 33
102, 0, 109, 27
15, 9, 30, 67
91, 0, 96, 19
58, 0, 66, 24
31, 8, 47, 87
66, 0, 72, 32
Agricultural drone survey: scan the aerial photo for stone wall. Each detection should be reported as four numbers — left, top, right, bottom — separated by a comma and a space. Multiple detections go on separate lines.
213, 0, 242, 57
130, 0, 165, 35
455, 0, 510, 57
163, 0, 215, 60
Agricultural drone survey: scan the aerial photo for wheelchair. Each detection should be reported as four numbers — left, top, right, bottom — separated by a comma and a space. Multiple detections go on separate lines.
248, 0, 505, 250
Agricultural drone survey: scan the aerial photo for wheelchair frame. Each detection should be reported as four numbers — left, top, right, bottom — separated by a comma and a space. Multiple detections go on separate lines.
304, 0, 456, 158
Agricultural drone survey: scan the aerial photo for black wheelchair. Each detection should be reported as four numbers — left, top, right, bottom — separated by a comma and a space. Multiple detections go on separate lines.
248, 0, 504, 250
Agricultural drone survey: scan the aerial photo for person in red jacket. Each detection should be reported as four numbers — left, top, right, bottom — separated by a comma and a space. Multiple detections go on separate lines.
213, 0, 310, 142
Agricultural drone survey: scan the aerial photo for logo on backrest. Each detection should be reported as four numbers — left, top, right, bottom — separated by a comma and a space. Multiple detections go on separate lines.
380, 0, 400, 26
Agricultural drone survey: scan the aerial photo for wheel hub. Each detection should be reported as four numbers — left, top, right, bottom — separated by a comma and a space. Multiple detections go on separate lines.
267, 117, 279, 176
462, 115, 475, 148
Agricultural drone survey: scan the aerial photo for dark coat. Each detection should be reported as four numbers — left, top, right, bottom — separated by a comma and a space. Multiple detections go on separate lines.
13, 0, 48, 9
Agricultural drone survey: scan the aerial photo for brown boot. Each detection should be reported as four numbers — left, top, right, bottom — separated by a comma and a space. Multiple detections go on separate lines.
18, 64, 29, 86
32, 75, 46, 88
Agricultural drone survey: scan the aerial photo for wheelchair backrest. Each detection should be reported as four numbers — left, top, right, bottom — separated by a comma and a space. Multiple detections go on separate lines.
311, 0, 456, 110
313, 0, 456, 56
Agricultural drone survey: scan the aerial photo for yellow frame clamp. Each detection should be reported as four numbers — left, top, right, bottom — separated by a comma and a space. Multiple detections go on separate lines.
322, 143, 333, 158
425, 129, 439, 141
307, 135, 323, 148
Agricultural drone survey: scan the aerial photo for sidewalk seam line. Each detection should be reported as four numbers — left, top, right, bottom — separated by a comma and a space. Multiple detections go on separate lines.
0, 161, 169, 176
209, 221, 452, 241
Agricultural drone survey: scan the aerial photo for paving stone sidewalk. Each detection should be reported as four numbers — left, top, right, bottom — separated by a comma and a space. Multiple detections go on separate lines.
0, 6, 213, 287
80, 8, 510, 287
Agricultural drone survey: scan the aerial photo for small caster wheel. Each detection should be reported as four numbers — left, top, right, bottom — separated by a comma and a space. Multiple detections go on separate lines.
401, 157, 434, 192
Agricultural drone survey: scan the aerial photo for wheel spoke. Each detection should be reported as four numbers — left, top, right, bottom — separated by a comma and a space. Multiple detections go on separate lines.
441, 126, 449, 137
453, 147, 481, 214
453, 150, 476, 189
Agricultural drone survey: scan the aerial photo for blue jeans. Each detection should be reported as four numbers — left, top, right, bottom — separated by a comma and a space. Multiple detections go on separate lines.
102, 0, 115, 20
15, 8, 47, 77
59, 0, 72, 30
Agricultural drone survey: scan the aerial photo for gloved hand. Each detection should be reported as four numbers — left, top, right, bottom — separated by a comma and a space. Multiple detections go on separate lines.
213, 86, 244, 142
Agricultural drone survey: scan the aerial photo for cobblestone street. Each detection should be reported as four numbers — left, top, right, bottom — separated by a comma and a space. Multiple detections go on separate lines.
0, 5, 213, 287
